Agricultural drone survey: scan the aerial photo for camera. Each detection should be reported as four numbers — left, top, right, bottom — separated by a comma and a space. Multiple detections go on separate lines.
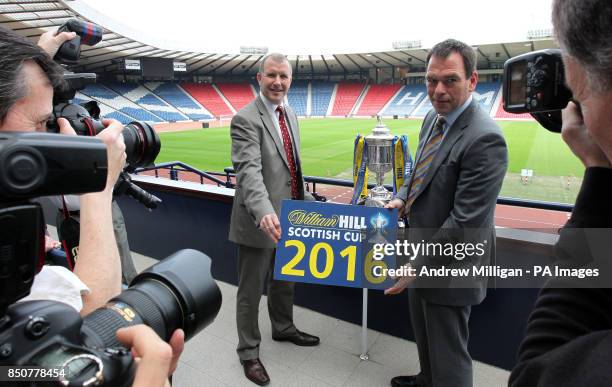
502, 49, 574, 132
48, 74, 161, 173
46, 19, 162, 209
0, 131, 222, 386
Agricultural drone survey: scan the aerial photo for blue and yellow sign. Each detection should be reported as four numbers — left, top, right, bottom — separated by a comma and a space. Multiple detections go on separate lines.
274, 200, 397, 289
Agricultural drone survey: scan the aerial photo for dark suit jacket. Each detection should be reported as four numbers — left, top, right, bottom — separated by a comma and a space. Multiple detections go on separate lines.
510, 167, 612, 387
229, 96, 310, 249
397, 98, 508, 306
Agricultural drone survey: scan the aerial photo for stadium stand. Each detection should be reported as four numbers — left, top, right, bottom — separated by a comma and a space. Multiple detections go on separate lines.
216, 83, 256, 111
410, 82, 503, 117
381, 85, 427, 117
331, 82, 366, 116
472, 82, 501, 115
104, 81, 188, 122
181, 83, 234, 117
145, 82, 212, 120
79, 83, 163, 122
72, 92, 134, 124
355, 84, 402, 116
286, 80, 308, 116
310, 81, 335, 116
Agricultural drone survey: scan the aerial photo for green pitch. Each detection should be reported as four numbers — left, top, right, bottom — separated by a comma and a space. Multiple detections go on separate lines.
156, 118, 584, 203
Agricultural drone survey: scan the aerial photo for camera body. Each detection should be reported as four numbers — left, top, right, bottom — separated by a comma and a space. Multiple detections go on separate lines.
1, 300, 136, 386
502, 49, 575, 132
0, 249, 221, 386
503, 49, 572, 114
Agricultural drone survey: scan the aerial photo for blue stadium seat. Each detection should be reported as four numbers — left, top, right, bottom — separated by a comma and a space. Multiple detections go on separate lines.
473, 82, 501, 115
381, 85, 427, 117
147, 82, 212, 120
310, 82, 334, 116
287, 81, 307, 116
411, 82, 500, 117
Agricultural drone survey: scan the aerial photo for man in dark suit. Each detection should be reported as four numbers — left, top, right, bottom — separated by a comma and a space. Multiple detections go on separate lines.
510, 1, 612, 385
228, 53, 319, 386
384, 39, 508, 387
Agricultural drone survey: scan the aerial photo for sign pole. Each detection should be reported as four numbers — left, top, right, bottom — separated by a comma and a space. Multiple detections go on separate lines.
360, 287, 369, 360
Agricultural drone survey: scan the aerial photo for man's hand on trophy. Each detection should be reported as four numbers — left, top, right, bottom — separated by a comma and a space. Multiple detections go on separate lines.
385, 198, 405, 217
260, 213, 282, 244
384, 263, 416, 295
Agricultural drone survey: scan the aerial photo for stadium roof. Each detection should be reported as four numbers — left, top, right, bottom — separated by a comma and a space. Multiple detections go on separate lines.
1, 0, 558, 77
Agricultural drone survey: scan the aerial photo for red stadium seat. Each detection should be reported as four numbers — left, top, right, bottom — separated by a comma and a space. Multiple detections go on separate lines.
331, 82, 366, 116
356, 84, 402, 116
216, 83, 256, 111
181, 83, 234, 117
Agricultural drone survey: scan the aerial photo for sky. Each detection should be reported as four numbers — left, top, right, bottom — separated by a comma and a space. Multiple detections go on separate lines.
79, 0, 554, 55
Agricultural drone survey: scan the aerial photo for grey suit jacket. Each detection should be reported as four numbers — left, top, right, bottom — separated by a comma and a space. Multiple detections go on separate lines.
229, 96, 310, 249
397, 98, 508, 306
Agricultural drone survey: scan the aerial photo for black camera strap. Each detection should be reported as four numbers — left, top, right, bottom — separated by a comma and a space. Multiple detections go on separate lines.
58, 195, 79, 271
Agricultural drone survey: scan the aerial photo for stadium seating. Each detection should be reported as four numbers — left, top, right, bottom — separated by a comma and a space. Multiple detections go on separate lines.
72, 92, 134, 124
473, 82, 501, 115
381, 85, 427, 117
286, 80, 308, 116
355, 84, 402, 116
181, 83, 234, 117
145, 82, 212, 120
104, 81, 188, 122
79, 84, 163, 123
310, 81, 334, 116
216, 83, 256, 111
411, 82, 503, 117
331, 82, 366, 116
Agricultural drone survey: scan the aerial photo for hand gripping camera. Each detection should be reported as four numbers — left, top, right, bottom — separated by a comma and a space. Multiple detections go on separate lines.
0, 132, 222, 386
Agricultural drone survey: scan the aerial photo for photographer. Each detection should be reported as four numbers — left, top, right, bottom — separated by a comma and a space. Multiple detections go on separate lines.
39, 29, 140, 286
509, 0, 612, 385
0, 26, 184, 385
0, 26, 125, 315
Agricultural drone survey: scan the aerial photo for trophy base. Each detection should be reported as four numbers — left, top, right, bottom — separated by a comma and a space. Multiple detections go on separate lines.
365, 185, 393, 207
364, 197, 390, 208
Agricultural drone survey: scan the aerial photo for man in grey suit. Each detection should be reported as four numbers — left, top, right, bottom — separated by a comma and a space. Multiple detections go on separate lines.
385, 39, 508, 387
229, 53, 319, 386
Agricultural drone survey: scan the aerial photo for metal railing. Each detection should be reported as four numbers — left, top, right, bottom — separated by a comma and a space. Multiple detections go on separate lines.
136, 163, 574, 212
135, 161, 229, 187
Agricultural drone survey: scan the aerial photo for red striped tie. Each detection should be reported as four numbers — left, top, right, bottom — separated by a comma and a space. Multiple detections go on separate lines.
276, 106, 300, 199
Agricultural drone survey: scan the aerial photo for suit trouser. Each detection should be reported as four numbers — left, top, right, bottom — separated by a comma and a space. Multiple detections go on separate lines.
236, 244, 296, 360
409, 288, 472, 387
111, 201, 138, 284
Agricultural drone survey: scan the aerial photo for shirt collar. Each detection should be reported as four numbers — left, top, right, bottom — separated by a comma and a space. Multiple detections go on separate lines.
442, 95, 473, 130
260, 92, 284, 116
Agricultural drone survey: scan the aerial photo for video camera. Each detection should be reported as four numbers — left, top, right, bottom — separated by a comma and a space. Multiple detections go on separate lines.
502, 49, 574, 132
48, 19, 161, 209
0, 131, 222, 386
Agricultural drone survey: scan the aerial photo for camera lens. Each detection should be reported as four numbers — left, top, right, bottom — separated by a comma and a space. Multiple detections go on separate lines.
122, 121, 161, 170
80, 249, 222, 349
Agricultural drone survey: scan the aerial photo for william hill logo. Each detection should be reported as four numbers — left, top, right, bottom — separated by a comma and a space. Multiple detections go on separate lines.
288, 210, 366, 230
288, 210, 338, 227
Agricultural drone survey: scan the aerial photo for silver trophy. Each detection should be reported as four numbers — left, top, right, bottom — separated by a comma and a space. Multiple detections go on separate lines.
364, 116, 394, 207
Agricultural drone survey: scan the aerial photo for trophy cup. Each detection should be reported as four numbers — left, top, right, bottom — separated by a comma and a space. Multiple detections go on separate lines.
364, 116, 394, 207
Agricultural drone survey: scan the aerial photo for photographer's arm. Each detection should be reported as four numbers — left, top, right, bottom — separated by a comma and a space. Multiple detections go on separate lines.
57, 118, 127, 315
